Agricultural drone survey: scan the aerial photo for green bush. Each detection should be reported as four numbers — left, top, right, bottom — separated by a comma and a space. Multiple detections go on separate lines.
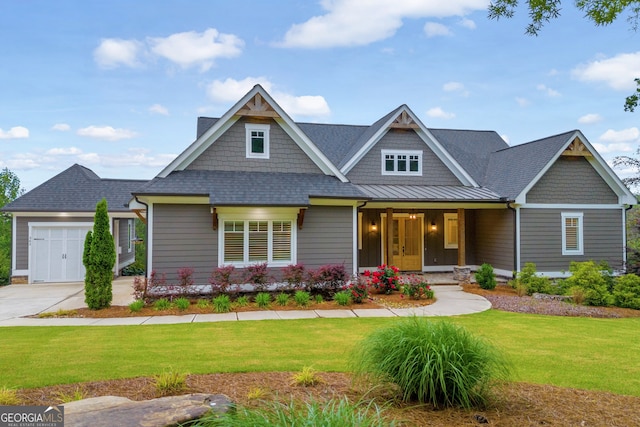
563, 261, 612, 306
513, 263, 552, 295
333, 290, 352, 306
294, 290, 310, 307
128, 300, 145, 312
314, 294, 324, 304
213, 295, 231, 313
196, 299, 210, 309
234, 295, 249, 307
475, 263, 497, 290
351, 318, 509, 409
275, 292, 290, 306
613, 274, 640, 309
255, 292, 271, 308
153, 298, 171, 311
174, 297, 190, 311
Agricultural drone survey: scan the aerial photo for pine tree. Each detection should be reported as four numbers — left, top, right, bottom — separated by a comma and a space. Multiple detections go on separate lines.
84, 198, 115, 309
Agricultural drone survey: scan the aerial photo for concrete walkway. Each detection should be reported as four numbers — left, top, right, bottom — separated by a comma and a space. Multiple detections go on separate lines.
0, 276, 491, 327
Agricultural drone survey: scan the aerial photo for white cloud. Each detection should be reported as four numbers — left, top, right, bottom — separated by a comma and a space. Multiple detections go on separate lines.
459, 18, 476, 29
599, 127, 640, 143
592, 142, 634, 153
149, 104, 169, 116
0, 126, 29, 139
536, 84, 560, 97
572, 52, 640, 91
206, 77, 330, 118
148, 28, 244, 72
515, 97, 530, 107
77, 125, 137, 141
443, 81, 464, 92
424, 22, 452, 37
278, 0, 488, 48
51, 123, 71, 131
99, 149, 177, 168
94, 38, 143, 69
426, 107, 455, 119
577, 113, 602, 124
46, 147, 82, 155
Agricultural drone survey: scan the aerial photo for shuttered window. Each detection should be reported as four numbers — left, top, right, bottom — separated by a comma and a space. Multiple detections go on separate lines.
222, 219, 293, 266
561, 213, 583, 255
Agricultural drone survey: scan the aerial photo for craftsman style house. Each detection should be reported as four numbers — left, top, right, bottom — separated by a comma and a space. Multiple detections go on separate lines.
4, 85, 636, 284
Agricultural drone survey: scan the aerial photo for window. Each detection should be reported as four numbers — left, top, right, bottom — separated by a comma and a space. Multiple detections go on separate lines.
127, 219, 135, 253
381, 150, 422, 175
444, 213, 458, 249
246, 123, 270, 159
562, 212, 583, 255
221, 219, 293, 266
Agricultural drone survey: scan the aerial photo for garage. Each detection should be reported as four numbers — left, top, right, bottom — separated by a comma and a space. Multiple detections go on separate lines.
30, 224, 93, 283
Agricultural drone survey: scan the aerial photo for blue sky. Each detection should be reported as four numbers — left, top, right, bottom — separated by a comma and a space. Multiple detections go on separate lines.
1, 0, 639, 191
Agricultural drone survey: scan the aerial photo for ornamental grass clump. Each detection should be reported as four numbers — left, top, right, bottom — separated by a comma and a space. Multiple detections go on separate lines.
351, 317, 510, 409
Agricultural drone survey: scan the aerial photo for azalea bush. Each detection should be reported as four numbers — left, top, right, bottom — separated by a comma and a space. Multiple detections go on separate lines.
364, 264, 400, 294
401, 275, 433, 300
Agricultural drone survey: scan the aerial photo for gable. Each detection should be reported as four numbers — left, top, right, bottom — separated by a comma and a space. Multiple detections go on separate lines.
346, 128, 463, 185
186, 117, 323, 174
526, 156, 618, 204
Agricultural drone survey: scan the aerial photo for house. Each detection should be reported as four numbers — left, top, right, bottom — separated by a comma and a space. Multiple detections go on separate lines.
3, 165, 144, 283
4, 85, 636, 284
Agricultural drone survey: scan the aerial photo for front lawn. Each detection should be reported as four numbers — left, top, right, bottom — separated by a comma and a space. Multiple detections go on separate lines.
1, 311, 639, 397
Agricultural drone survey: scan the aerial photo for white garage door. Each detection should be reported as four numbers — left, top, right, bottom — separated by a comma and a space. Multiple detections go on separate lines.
31, 225, 92, 283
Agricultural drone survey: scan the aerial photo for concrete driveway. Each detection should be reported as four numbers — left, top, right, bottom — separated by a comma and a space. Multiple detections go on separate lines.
0, 277, 135, 321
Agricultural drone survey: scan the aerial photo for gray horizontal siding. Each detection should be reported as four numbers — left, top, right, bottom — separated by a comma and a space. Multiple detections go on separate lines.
520, 208, 624, 271
14, 216, 93, 270
527, 157, 618, 204
474, 209, 514, 271
186, 117, 323, 174
298, 205, 353, 272
347, 129, 462, 185
152, 204, 217, 286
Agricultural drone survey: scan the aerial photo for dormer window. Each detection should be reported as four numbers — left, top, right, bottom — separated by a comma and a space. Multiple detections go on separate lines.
381, 149, 422, 176
246, 123, 270, 159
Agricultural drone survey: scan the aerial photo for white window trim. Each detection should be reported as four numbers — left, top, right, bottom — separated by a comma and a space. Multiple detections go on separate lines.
245, 123, 270, 159
381, 149, 422, 176
218, 214, 296, 268
443, 213, 458, 249
561, 212, 584, 256
127, 219, 134, 253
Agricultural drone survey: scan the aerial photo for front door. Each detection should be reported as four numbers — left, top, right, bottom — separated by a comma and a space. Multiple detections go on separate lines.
390, 216, 422, 271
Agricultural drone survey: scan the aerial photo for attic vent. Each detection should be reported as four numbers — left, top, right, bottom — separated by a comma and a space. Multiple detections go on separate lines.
562, 138, 592, 157
389, 111, 419, 129
237, 93, 280, 118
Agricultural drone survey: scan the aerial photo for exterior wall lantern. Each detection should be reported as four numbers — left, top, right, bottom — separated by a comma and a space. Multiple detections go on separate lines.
371, 220, 378, 232
430, 220, 437, 231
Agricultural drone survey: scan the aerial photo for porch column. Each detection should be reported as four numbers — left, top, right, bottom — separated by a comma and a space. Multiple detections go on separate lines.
386, 207, 394, 265
453, 208, 471, 283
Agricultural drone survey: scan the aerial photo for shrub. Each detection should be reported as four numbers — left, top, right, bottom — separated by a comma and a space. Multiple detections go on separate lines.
513, 263, 552, 295
363, 264, 400, 294
176, 267, 194, 296
294, 290, 310, 307
174, 297, 190, 311
153, 369, 187, 397
246, 387, 269, 400
613, 274, 640, 309
245, 263, 272, 292
334, 290, 352, 306
132, 276, 147, 301
255, 292, 271, 308
401, 275, 433, 300
0, 387, 19, 405
563, 261, 612, 306
569, 286, 586, 305
210, 265, 236, 295
55, 387, 87, 403
314, 294, 324, 304
275, 292, 290, 306
475, 263, 497, 290
308, 264, 347, 296
351, 318, 509, 408
153, 298, 171, 311
128, 300, 145, 312
282, 263, 306, 290
346, 276, 369, 303
121, 261, 145, 276
213, 294, 231, 313
83, 198, 115, 310
291, 366, 322, 386
196, 299, 211, 309
234, 295, 249, 307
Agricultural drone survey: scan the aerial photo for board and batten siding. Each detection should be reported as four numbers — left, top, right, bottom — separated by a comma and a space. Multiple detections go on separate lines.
186, 117, 323, 174
519, 208, 624, 271
298, 205, 353, 272
14, 216, 93, 270
526, 157, 618, 204
346, 129, 462, 185
152, 204, 217, 285
473, 209, 514, 271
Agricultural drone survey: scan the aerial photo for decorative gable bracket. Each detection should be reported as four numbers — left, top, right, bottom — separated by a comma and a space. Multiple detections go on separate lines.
562, 138, 592, 157
237, 93, 280, 118
389, 111, 419, 129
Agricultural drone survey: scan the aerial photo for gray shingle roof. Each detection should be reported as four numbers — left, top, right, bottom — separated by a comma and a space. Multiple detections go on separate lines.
2, 164, 146, 213
135, 170, 367, 205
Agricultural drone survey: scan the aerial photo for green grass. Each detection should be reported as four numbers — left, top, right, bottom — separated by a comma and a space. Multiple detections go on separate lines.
0, 311, 639, 397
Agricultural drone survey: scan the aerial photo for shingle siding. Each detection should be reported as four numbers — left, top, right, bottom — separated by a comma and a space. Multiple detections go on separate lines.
298, 205, 353, 272
527, 157, 618, 204
186, 118, 323, 174
520, 208, 624, 271
346, 129, 462, 185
